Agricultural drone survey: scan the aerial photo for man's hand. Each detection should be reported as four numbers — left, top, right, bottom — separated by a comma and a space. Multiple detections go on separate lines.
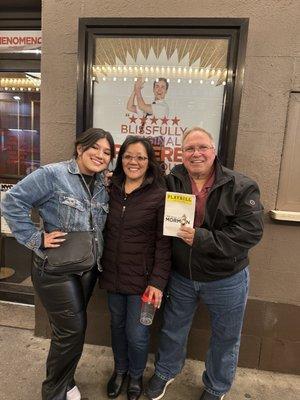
177, 226, 195, 246
134, 77, 144, 92
44, 231, 67, 248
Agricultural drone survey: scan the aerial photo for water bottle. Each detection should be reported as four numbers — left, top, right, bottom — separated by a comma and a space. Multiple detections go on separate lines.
140, 292, 156, 325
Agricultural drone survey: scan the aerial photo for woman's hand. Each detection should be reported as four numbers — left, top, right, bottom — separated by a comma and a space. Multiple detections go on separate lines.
145, 285, 163, 309
177, 225, 195, 246
44, 231, 67, 248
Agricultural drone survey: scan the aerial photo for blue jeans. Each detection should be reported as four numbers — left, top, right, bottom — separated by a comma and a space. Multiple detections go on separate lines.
107, 292, 150, 379
155, 268, 249, 396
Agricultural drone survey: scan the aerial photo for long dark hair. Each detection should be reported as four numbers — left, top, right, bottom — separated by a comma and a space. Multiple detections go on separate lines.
114, 135, 165, 185
73, 128, 115, 160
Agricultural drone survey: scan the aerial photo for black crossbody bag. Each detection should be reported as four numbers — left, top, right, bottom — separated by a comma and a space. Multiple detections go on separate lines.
39, 231, 96, 275
36, 176, 99, 275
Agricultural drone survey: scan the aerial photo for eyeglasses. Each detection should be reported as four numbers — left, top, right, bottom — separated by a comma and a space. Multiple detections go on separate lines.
182, 145, 215, 154
122, 154, 148, 163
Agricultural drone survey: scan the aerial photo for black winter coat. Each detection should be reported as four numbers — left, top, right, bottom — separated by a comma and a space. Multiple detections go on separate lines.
100, 176, 171, 294
166, 160, 264, 281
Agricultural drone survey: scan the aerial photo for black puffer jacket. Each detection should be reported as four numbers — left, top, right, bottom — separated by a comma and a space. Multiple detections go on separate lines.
166, 160, 264, 282
100, 176, 171, 294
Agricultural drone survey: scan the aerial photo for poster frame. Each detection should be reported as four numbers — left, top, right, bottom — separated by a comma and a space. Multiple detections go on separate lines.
76, 17, 249, 168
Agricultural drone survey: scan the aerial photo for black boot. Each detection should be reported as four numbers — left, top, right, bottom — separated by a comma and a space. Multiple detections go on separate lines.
107, 371, 127, 398
127, 376, 143, 400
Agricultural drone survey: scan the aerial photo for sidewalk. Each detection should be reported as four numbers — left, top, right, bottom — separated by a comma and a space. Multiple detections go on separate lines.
0, 302, 299, 400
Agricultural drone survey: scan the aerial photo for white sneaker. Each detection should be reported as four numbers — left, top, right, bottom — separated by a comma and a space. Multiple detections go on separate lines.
67, 385, 81, 400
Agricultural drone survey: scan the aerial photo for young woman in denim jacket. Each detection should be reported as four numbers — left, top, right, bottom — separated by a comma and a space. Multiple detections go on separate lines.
1, 128, 115, 400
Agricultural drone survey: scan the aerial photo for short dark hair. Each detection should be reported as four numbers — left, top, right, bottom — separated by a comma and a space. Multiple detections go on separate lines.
73, 128, 115, 159
114, 135, 165, 185
153, 77, 169, 91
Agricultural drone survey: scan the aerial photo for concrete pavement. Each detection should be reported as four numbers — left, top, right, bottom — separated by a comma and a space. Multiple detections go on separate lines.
0, 302, 299, 400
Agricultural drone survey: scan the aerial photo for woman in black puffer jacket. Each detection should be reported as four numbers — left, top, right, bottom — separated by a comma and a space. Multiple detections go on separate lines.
100, 136, 171, 400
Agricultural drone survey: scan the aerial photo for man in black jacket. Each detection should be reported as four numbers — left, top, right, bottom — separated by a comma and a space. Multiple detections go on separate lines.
146, 127, 264, 400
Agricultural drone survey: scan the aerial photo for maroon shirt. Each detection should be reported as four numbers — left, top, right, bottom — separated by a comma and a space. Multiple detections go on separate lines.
190, 169, 215, 227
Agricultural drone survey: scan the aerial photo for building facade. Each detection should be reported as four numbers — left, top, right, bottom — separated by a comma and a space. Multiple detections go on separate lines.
1, 0, 299, 374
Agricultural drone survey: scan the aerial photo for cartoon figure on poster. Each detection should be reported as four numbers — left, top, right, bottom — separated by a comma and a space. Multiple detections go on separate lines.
127, 77, 169, 118
123, 76, 184, 173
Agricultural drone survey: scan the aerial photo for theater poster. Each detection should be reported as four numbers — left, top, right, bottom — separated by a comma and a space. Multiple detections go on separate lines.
92, 37, 229, 173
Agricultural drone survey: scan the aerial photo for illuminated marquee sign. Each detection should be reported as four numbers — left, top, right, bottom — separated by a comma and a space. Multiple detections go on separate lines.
0, 31, 42, 52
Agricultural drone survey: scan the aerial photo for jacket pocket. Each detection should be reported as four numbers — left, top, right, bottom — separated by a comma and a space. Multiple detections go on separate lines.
213, 209, 229, 228
58, 194, 85, 230
94, 202, 109, 229
144, 250, 155, 287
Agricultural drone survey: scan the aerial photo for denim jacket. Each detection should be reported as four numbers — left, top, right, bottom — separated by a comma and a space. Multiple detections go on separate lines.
1, 159, 109, 269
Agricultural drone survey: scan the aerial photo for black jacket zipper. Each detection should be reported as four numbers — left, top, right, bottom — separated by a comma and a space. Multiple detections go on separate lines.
114, 193, 127, 291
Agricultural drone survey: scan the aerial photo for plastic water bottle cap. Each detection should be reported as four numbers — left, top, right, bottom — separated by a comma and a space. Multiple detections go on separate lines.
141, 292, 156, 304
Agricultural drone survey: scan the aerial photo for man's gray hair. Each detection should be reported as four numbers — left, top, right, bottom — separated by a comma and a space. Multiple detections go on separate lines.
182, 127, 216, 148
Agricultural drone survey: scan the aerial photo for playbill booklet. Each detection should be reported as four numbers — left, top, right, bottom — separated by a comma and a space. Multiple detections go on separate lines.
163, 191, 196, 237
